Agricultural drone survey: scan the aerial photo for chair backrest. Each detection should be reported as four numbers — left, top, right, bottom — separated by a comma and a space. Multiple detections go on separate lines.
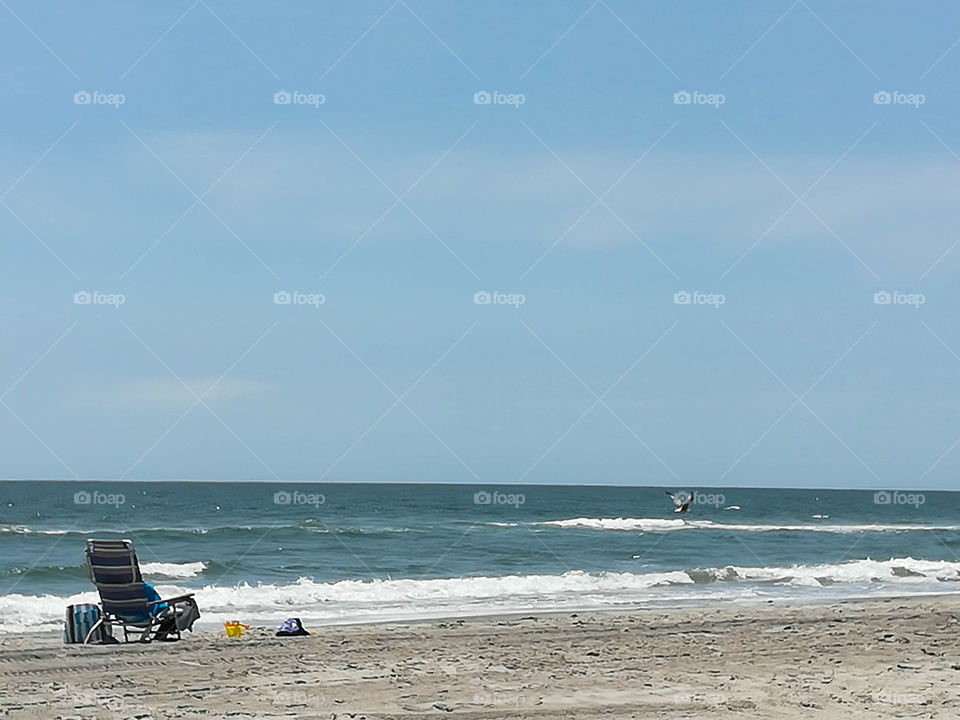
84, 539, 151, 621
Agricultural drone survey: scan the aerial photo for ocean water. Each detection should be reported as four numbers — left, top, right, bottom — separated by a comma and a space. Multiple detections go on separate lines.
1, 482, 958, 633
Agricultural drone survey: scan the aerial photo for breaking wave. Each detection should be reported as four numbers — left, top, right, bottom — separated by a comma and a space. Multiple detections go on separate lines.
4, 557, 960, 634
537, 517, 959, 534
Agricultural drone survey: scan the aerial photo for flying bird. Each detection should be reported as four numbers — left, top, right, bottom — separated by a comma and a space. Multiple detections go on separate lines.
665, 490, 694, 514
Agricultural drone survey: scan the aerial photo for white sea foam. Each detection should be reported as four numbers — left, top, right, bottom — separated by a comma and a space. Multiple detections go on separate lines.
0, 525, 69, 536
690, 557, 960, 588
140, 561, 207, 579
542, 518, 689, 531
539, 517, 959, 534
0, 589, 100, 634
4, 558, 960, 634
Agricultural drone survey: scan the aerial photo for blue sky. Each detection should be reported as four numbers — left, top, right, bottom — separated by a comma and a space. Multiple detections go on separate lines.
2, 1, 960, 488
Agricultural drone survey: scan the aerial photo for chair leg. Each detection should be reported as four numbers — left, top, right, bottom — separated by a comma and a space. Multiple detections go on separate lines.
82, 618, 105, 645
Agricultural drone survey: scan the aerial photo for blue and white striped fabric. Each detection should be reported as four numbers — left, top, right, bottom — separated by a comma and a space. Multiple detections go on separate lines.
64, 603, 105, 644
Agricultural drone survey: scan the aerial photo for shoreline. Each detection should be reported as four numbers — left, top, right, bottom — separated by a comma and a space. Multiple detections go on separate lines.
7, 586, 960, 637
3, 594, 960, 718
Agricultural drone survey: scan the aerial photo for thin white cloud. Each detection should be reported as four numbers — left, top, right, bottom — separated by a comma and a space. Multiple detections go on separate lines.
72, 377, 270, 408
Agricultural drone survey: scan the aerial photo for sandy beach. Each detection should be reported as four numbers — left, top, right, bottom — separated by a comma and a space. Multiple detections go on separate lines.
1, 595, 958, 719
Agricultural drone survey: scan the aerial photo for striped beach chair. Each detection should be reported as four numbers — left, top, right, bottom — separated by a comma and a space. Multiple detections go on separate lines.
83, 538, 199, 643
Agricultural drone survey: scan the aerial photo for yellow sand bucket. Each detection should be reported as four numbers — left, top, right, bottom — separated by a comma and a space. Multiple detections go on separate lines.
224, 621, 249, 638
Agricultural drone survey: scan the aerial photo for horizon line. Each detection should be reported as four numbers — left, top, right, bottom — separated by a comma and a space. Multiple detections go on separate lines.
0, 478, 950, 493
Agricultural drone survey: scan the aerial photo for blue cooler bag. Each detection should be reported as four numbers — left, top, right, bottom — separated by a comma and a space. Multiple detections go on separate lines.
64, 603, 109, 644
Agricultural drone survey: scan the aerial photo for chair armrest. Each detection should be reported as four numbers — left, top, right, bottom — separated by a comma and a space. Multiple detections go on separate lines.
158, 593, 196, 605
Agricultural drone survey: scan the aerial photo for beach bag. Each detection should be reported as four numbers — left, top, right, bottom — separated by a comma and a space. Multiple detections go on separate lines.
64, 603, 110, 644
276, 617, 310, 636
